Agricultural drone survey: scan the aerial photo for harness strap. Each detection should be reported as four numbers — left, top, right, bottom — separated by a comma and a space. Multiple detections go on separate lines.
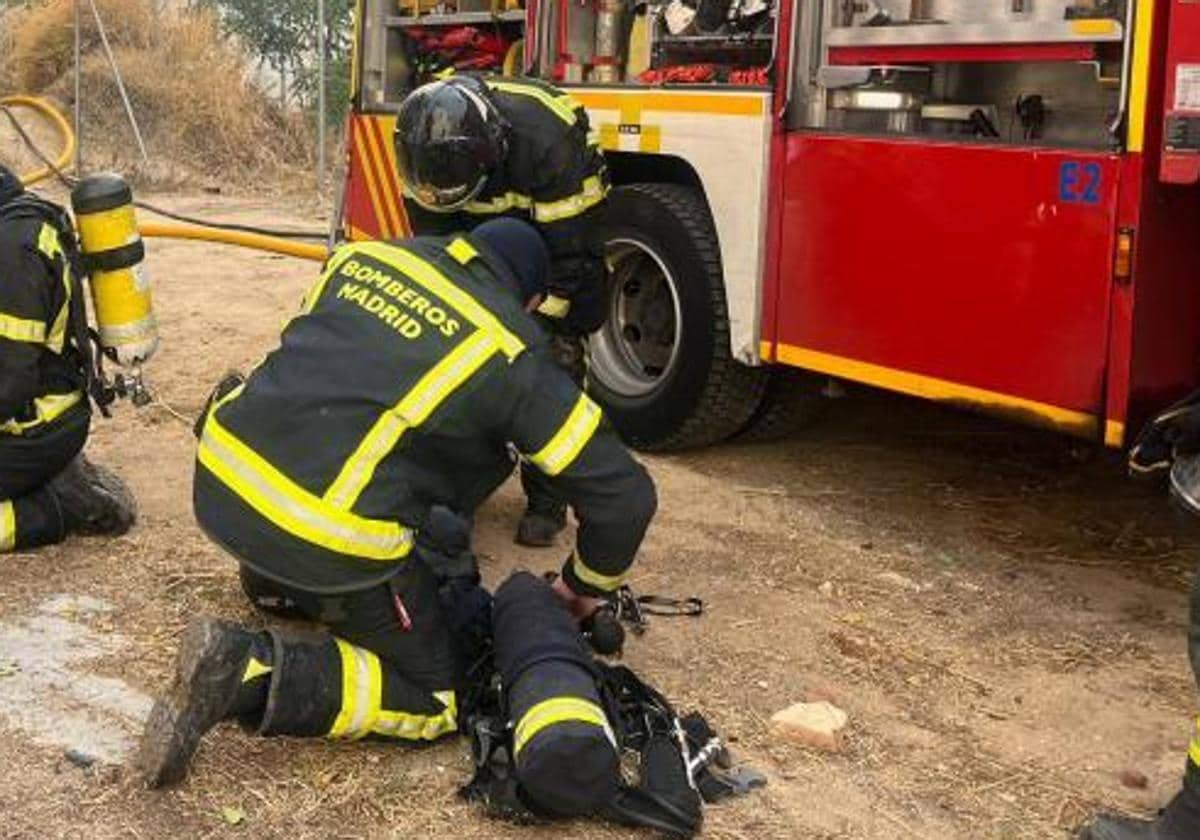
0, 195, 113, 415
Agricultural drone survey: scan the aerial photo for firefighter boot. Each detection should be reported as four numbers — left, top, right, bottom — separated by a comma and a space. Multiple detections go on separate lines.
516, 505, 567, 547
137, 617, 272, 788
516, 465, 566, 547
47, 455, 136, 537
1081, 773, 1200, 839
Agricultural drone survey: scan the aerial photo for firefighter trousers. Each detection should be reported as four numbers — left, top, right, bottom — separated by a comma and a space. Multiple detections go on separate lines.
520, 333, 588, 518
236, 559, 474, 742
0, 410, 88, 552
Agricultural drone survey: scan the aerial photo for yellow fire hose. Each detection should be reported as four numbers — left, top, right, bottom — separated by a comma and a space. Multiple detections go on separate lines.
4, 95, 330, 262
2, 95, 76, 187
138, 222, 328, 261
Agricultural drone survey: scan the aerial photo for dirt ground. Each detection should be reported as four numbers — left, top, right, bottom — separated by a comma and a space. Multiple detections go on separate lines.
1, 191, 1198, 840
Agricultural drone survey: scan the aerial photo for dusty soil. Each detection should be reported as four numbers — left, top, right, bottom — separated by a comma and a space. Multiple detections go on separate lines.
0, 192, 1197, 840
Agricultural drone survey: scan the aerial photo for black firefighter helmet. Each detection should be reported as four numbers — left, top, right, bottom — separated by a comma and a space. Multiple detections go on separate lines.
394, 76, 508, 213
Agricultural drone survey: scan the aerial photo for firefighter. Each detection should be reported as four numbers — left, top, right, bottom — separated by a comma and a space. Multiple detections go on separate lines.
135, 219, 656, 788
1080, 400, 1200, 840
394, 74, 610, 549
0, 164, 136, 554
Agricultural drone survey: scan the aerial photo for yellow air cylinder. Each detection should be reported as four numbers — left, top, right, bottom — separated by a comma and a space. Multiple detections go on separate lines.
70, 173, 158, 367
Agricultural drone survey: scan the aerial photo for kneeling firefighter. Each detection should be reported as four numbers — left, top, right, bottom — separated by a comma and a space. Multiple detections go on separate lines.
1079, 393, 1200, 840
136, 219, 657, 788
0, 165, 138, 554
395, 74, 611, 548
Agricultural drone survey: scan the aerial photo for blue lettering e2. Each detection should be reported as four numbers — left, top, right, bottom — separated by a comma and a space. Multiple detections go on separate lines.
1059, 161, 1102, 205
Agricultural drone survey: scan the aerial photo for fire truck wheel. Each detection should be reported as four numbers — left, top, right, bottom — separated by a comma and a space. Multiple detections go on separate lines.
588, 183, 768, 451
732, 368, 827, 444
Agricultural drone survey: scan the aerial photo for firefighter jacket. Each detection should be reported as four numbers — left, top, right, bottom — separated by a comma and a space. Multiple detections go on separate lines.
0, 194, 88, 437
193, 234, 655, 596
404, 76, 610, 335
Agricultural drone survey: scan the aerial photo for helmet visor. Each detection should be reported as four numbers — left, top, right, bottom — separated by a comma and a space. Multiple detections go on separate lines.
396, 136, 488, 213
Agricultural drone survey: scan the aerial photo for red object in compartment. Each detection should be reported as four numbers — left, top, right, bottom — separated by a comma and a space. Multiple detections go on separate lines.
639, 64, 717, 83
730, 67, 768, 86
409, 26, 511, 70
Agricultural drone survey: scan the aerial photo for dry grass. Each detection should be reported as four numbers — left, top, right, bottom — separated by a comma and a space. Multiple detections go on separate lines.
1, 0, 313, 186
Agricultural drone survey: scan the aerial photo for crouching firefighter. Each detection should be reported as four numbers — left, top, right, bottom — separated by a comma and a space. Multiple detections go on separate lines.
1079, 392, 1200, 840
395, 74, 612, 548
0, 164, 136, 555
136, 219, 656, 788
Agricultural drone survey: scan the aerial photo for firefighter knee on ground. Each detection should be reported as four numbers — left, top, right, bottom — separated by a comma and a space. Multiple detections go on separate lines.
136, 217, 658, 815
0, 165, 140, 555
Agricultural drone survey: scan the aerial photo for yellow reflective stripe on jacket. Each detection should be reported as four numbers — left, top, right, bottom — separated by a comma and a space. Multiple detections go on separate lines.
0, 501, 15, 552
463, 190, 534, 216
46, 262, 73, 354
445, 238, 478, 265
484, 79, 581, 126
329, 639, 384, 739
536, 294, 570, 319
325, 330, 499, 509
513, 696, 616, 756
0, 391, 84, 436
197, 408, 415, 560
571, 549, 626, 592
302, 249, 358, 314
0, 312, 46, 344
353, 241, 525, 358
1190, 717, 1200, 769
528, 392, 603, 476
36, 223, 63, 260
373, 690, 458, 741
533, 175, 609, 224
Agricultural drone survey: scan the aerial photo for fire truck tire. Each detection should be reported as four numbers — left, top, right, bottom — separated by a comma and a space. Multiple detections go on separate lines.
731, 368, 827, 443
588, 183, 768, 451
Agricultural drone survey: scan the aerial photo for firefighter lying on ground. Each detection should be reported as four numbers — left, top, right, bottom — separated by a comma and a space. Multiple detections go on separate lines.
0, 164, 136, 554
135, 218, 656, 787
1079, 398, 1200, 840
394, 73, 610, 549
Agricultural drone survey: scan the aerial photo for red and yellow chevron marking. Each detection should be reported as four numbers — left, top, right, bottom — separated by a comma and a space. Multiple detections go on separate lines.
348, 114, 411, 240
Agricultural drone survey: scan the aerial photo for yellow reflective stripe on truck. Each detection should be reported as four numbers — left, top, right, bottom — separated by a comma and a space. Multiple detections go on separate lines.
324, 329, 499, 509
198, 406, 414, 560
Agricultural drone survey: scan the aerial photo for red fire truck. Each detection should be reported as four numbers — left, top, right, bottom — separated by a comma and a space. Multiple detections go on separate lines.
339, 0, 1200, 453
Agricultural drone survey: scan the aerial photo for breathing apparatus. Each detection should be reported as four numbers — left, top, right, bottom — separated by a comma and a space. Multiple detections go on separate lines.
70, 173, 158, 406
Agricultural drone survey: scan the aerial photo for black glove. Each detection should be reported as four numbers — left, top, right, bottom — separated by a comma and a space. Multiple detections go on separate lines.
548, 255, 607, 336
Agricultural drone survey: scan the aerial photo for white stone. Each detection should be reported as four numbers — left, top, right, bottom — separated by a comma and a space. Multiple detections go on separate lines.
769, 701, 849, 752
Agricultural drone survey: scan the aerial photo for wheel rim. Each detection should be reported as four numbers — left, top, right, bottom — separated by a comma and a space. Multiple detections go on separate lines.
588, 237, 683, 398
